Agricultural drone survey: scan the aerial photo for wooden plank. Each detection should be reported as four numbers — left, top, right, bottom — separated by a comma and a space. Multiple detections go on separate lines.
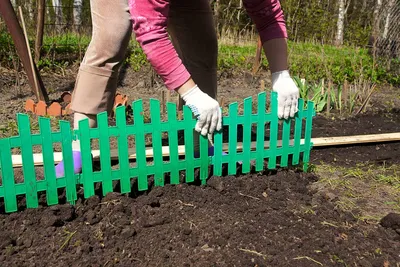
10, 132, 400, 168
311, 132, 400, 147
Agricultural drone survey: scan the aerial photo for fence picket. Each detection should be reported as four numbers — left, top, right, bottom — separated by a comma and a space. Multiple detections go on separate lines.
242, 97, 252, 173
79, 118, 95, 198
183, 106, 195, 183
268, 92, 278, 169
133, 100, 148, 191
116, 106, 131, 194
199, 132, 209, 185
167, 102, 179, 184
303, 102, 315, 171
0, 139, 17, 212
292, 99, 304, 165
256, 92, 266, 171
213, 126, 223, 176
39, 117, 58, 205
97, 112, 113, 195
280, 119, 291, 167
60, 120, 77, 205
17, 114, 38, 208
150, 99, 164, 187
228, 102, 238, 175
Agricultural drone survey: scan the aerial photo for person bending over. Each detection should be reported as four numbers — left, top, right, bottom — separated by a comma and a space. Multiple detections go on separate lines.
55, 0, 299, 177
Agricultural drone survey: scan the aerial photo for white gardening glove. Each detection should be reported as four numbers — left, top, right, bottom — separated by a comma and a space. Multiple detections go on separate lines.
272, 70, 300, 120
181, 84, 222, 136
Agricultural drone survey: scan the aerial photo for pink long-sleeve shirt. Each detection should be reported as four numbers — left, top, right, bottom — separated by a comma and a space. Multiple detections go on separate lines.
129, 0, 287, 90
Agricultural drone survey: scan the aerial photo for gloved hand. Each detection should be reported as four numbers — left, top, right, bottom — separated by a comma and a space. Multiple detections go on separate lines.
181, 84, 222, 136
272, 70, 300, 120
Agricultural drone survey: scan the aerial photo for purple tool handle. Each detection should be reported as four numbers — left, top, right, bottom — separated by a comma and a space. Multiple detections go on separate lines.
55, 151, 82, 178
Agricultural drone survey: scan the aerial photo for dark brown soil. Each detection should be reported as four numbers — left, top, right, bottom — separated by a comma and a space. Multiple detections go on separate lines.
0, 67, 399, 266
310, 110, 400, 166
0, 170, 399, 267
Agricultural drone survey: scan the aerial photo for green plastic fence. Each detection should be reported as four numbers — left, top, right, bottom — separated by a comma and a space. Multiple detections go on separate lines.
0, 92, 315, 213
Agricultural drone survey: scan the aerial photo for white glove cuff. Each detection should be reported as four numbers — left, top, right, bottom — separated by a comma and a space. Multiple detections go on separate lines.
271, 70, 290, 86
181, 84, 200, 102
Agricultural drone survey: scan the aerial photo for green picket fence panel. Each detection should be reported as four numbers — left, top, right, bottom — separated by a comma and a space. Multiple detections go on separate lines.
268, 92, 279, 169
255, 92, 266, 172
167, 102, 180, 184
228, 102, 238, 175
39, 117, 58, 206
183, 106, 195, 183
18, 114, 38, 209
0, 92, 315, 213
150, 99, 164, 187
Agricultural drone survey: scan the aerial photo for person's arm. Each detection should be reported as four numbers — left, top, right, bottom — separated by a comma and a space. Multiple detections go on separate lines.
129, 0, 189, 91
129, 0, 221, 134
243, 0, 299, 119
263, 37, 288, 73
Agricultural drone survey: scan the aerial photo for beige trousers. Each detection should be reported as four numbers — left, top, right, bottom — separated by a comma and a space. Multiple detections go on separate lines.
70, 0, 218, 115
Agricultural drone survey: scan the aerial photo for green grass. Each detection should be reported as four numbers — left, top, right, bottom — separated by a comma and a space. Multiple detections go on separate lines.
1, 31, 398, 86
313, 162, 400, 223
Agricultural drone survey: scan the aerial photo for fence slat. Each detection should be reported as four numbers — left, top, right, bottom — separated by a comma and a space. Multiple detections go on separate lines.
39, 117, 58, 205
213, 125, 223, 176
98, 112, 113, 195
17, 114, 38, 208
133, 100, 148, 191
116, 106, 131, 194
292, 99, 304, 165
242, 97, 252, 173
268, 92, 278, 169
150, 99, 164, 187
303, 102, 315, 171
79, 118, 95, 198
60, 120, 77, 205
183, 106, 195, 183
280, 119, 291, 167
256, 92, 266, 171
228, 102, 238, 175
199, 132, 209, 185
167, 102, 179, 184
0, 139, 17, 212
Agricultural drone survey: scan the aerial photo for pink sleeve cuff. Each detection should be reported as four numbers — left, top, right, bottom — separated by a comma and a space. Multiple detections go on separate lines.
258, 22, 288, 43
163, 62, 191, 90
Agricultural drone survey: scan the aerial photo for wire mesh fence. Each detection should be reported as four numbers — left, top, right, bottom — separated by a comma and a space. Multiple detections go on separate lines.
2, 1, 400, 58
0, 0, 399, 85
0, 2, 261, 68
373, 1, 400, 59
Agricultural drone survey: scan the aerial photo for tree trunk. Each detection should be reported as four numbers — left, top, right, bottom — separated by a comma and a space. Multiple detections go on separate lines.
383, 0, 395, 39
335, 0, 346, 46
371, 0, 383, 59
52, 0, 63, 32
361, 0, 367, 12
73, 0, 83, 31
35, 0, 45, 63
373, 0, 382, 37
24, 0, 34, 22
